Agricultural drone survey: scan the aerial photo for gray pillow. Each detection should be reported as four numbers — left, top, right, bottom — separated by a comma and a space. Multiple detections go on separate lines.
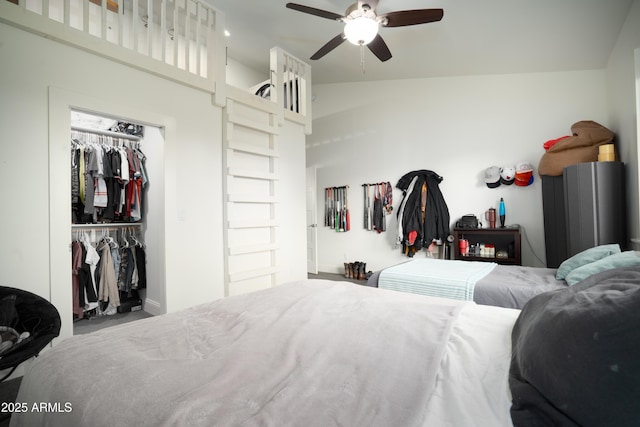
565, 251, 640, 286
555, 244, 621, 280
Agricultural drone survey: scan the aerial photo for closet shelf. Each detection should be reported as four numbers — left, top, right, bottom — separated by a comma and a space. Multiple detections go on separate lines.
227, 142, 279, 158
71, 125, 141, 141
72, 223, 143, 228
227, 167, 279, 181
229, 266, 279, 283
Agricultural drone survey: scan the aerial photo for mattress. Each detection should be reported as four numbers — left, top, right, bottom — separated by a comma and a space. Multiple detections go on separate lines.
367, 261, 566, 309
11, 279, 519, 427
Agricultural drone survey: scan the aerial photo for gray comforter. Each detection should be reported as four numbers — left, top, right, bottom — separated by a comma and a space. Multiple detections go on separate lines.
368, 264, 566, 309
472, 265, 566, 308
12, 280, 475, 427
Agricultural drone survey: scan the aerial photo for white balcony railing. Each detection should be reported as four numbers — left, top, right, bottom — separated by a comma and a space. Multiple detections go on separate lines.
270, 47, 312, 133
1, 0, 312, 126
1, 0, 225, 99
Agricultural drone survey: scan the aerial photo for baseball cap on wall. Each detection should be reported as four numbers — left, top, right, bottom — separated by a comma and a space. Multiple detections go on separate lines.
500, 166, 515, 185
484, 166, 501, 188
515, 162, 534, 186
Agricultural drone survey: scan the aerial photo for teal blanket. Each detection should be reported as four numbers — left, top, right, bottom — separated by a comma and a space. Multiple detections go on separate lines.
378, 259, 497, 300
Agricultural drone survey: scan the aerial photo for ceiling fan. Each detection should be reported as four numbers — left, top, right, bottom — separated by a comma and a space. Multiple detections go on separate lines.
285, 1, 444, 62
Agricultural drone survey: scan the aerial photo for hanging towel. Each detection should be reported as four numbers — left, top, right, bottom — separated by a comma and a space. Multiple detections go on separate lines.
93, 178, 108, 208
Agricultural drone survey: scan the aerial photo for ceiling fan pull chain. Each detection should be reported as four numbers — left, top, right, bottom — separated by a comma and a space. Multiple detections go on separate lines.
360, 43, 366, 74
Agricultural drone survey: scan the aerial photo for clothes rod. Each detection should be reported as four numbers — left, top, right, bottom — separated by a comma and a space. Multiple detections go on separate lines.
71, 125, 141, 141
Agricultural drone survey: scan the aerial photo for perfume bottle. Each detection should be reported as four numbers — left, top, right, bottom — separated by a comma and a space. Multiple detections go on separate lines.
499, 197, 506, 228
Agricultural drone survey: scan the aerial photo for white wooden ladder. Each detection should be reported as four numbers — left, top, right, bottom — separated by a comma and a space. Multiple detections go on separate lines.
222, 87, 281, 296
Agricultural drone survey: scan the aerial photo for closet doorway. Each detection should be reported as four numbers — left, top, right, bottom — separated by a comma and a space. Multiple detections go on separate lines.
69, 109, 166, 335
49, 87, 171, 340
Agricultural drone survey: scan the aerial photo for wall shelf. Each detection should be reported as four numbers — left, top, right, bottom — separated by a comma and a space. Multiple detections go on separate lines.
453, 226, 521, 265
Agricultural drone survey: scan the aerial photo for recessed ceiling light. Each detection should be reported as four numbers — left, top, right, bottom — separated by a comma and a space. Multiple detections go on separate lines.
224, 30, 230, 37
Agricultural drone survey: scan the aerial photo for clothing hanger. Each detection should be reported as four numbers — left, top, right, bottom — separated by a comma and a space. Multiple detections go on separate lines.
104, 229, 118, 249
120, 228, 130, 248
130, 230, 145, 248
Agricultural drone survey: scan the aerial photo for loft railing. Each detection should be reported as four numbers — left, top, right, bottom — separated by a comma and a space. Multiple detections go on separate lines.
0, 0, 226, 102
270, 47, 312, 134
1, 0, 312, 125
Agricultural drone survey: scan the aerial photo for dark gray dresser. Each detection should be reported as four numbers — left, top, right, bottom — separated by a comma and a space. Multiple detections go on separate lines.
541, 161, 626, 268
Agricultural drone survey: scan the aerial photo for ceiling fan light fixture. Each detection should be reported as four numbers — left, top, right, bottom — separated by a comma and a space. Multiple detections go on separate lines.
344, 17, 378, 45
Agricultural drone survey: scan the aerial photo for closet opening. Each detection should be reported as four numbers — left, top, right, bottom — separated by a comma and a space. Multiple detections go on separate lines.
70, 110, 164, 335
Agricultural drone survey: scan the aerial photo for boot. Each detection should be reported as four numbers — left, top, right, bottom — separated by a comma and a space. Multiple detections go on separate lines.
359, 263, 366, 280
348, 263, 354, 279
344, 263, 349, 278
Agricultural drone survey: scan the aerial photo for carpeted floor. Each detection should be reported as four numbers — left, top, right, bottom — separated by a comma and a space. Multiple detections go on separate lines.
73, 309, 154, 335
308, 271, 369, 285
0, 377, 21, 427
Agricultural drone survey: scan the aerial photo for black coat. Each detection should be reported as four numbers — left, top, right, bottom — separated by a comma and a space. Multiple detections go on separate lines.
396, 170, 450, 253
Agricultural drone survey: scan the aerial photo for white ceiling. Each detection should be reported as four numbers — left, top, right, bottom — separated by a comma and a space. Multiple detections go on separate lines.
208, 0, 634, 85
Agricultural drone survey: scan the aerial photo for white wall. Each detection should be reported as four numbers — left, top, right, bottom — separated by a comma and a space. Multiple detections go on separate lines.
606, 0, 640, 248
307, 71, 610, 273
276, 120, 309, 284
0, 20, 309, 346
0, 21, 225, 340
226, 57, 268, 91
138, 125, 166, 313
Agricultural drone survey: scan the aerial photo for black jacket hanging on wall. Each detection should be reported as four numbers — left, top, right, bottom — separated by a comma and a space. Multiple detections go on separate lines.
396, 170, 450, 256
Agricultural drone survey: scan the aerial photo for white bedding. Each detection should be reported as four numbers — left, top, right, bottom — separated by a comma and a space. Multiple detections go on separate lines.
11, 280, 519, 427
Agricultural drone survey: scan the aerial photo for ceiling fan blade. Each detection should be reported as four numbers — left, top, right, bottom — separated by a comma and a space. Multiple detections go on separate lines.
310, 33, 347, 60
367, 34, 392, 62
285, 3, 344, 21
381, 9, 444, 27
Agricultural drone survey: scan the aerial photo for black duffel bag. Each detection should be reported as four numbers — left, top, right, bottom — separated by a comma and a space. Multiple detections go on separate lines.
456, 214, 479, 228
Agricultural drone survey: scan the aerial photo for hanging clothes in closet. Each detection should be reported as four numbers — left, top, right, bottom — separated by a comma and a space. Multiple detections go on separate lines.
71, 131, 148, 225
116, 230, 147, 294
72, 229, 147, 319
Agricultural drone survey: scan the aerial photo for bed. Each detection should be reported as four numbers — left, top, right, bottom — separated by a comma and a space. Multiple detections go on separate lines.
9, 269, 640, 427
366, 258, 566, 309
11, 279, 518, 426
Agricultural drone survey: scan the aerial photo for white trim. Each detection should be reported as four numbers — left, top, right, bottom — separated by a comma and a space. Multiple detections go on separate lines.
49, 86, 174, 340
0, 0, 222, 94
635, 48, 640, 245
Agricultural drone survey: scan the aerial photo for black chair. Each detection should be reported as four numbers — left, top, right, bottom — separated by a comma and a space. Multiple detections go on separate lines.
0, 286, 61, 382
